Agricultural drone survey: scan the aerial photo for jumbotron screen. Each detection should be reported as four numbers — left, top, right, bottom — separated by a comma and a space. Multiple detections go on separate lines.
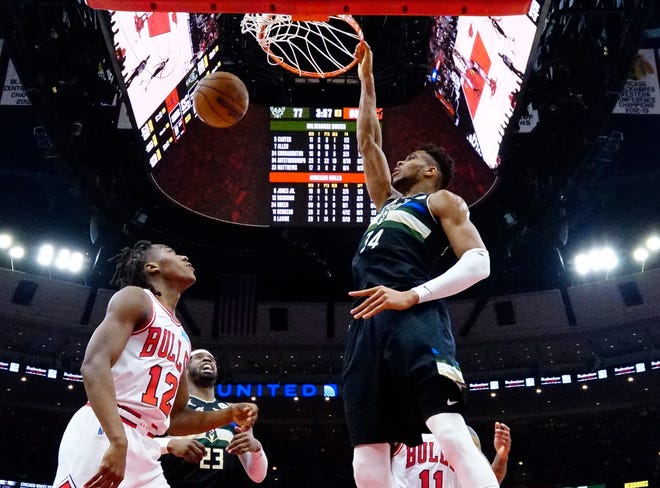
149, 103, 382, 227
428, 0, 542, 168
148, 85, 495, 227
105, 10, 222, 167
107, 13, 498, 228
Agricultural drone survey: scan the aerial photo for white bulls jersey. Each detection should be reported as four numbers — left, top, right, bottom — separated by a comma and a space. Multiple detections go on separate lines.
54, 289, 192, 488
392, 433, 460, 488
113, 288, 191, 436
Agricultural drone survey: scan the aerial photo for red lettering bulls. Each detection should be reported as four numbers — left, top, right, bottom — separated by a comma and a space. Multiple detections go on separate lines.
405, 441, 453, 470
139, 326, 185, 372
140, 327, 161, 357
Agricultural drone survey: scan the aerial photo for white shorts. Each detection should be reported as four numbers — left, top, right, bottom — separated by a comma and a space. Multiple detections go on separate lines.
54, 405, 168, 488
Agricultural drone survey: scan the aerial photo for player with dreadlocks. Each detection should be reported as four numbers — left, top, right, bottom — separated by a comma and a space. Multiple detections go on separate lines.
54, 241, 259, 488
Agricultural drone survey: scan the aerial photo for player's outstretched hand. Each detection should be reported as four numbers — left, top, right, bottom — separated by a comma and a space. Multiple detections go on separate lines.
227, 427, 263, 456
232, 402, 259, 428
167, 438, 207, 463
354, 41, 372, 81
349, 285, 418, 319
493, 421, 511, 459
84, 443, 126, 488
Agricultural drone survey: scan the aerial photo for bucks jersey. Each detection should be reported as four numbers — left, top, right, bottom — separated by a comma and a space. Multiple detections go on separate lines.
343, 192, 465, 447
113, 289, 191, 436
160, 397, 248, 487
352, 193, 449, 292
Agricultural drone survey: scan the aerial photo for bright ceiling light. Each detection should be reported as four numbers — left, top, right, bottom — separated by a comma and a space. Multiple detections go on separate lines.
34, 244, 86, 272
587, 249, 603, 271
646, 235, 660, 251
575, 247, 618, 274
68, 252, 84, 273
37, 244, 55, 266
586, 247, 617, 272
633, 247, 649, 262
54, 249, 71, 269
574, 253, 590, 275
9, 246, 25, 259
0, 233, 12, 250
600, 247, 618, 270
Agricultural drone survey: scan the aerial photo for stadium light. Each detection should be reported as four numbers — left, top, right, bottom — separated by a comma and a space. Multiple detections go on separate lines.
6, 245, 25, 271
633, 247, 649, 273
0, 236, 88, 275
574, 246, 618, 276
633, 248, 649, 262
37, 244, 55, 266
35, 243, 87, 273
9, 246, 25, 259
646, 235, 660, 251
574, 253, 590, 275
0, 233, 12, 250
631, 235, 659, 272
54, 249, 71, 270
69, 252, 84, 273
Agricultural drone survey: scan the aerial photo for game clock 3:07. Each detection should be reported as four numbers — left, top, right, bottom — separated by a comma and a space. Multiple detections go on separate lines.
269, 106, 382, 122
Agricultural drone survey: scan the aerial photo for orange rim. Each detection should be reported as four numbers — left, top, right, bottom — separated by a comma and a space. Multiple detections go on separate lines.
258, 15, 364, 79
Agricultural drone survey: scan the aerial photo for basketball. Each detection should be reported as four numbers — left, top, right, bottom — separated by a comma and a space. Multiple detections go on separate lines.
193, 71, 249, 128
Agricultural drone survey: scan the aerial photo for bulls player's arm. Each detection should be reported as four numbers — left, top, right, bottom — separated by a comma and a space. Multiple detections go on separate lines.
167, 377, 259, 436
491, 422, 511, 483
156, 436, 206, 462
80, 286, 153, 485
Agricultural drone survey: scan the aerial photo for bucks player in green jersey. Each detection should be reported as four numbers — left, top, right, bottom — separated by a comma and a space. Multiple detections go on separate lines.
343, 42, 494, 488
158, 349, 268, 487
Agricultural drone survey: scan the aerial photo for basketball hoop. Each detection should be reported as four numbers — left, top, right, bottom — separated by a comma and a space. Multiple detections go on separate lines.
240, 14, 364, 78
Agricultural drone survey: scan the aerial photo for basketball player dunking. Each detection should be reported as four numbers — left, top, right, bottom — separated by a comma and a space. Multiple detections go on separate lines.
53, 241, 258, 488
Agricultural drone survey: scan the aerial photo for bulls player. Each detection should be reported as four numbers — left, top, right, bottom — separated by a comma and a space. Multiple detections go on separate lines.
392, 422, 511, 488
53, 241, 259, 488
158, 349, 268, 487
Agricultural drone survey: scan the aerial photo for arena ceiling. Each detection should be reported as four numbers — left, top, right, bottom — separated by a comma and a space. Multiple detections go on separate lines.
0, 0, 658, 302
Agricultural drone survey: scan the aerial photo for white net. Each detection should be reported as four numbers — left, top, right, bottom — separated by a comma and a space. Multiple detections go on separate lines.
240, 14, 363, 78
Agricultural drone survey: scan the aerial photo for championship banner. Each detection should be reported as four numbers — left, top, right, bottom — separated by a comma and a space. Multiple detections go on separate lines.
0, 39, 31, 106
613, 48, 659, 115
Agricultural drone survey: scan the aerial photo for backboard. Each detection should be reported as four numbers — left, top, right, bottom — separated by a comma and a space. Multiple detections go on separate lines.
85, 0, 532, 16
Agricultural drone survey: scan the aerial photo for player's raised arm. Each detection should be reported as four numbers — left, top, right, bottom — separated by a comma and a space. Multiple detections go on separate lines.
491, 422, 511, 483
355, 42, 397, 210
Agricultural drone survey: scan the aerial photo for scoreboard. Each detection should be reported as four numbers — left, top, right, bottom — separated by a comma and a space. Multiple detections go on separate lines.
268, 106, 381, 226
